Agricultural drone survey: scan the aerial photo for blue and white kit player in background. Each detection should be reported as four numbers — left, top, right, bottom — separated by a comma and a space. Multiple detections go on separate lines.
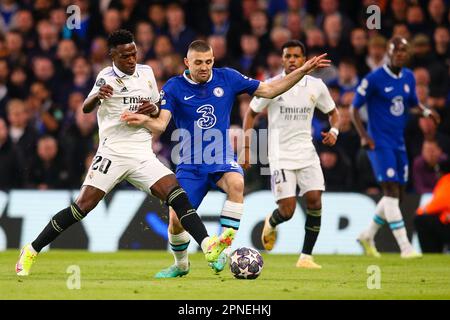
351, 37, 440, 258
122, 40, 330, 277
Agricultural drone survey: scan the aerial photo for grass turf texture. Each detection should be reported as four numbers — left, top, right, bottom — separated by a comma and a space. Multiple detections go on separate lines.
1, 250, 449, 299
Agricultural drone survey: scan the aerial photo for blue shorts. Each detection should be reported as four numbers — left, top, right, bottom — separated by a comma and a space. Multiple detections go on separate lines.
176, 162, 244, 209
367, 148, 409, 184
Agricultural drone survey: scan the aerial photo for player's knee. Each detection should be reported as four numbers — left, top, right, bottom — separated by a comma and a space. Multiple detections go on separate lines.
74, 198, 98, 214
226, 179, 244, 198
306, 197, 322, 211
278, 200, 296, 219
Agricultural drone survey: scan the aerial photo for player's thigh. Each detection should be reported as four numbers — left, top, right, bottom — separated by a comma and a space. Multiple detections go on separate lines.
215, 171, 244, 196
270, 167, 297, 202
126, 156, 174, 198
175, 168, 209, 210
82, 151, 128, 195
296, 160, 325, 198
367, 148, 400, 183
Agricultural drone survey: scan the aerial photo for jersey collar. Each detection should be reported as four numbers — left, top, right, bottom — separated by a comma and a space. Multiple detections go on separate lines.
281, 70, 307, 86
383, 64, 403, 79
113, 62, 139, 78
183, 69, 213, 84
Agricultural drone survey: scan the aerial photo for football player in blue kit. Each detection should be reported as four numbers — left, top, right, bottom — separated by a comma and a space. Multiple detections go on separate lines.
122, 40, 330, 277
351, 37, 440, 258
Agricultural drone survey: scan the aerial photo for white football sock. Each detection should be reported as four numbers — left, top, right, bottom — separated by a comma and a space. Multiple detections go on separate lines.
168, 230, 190, 270
363, 197, 387, 242
220, 200, 243, 231
383, 196, 413, 253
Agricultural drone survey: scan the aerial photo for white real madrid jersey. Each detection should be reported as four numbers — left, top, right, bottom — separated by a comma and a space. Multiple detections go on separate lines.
87, 63, 160, 157
250, 73, 336, 169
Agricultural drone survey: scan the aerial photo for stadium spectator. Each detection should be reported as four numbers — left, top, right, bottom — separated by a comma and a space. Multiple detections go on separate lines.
147, 3, 167, 35
327, 58, 359, 98
334, 104, 360, 170
89, 37, 109, 75
101, 9, 122, 38
323, 13, 350, 64
31, 20, 59, 59
134, 21, 155, 62
406, 5, 427, 36
60, 107, 97, 188
0, 0, 19, 31
248, 9, 271, 56
413, 140, 448, 194
207, 34, 237, 69
26, 135, 70, 190
55, 39, 78, 84
238, 33, 264, 77
366, 35, 388, 71
166, 3, 196, 56
6, 99, 37, 166
0, 117, 24, 189
10, 9, 35, 51
5, 30, 26, 67
270, 26, 291, 52
208, 2, 230, 37
392, 23, 412, 41
8, 65, 28, 99
415, 160, 450, 253
433, 26, 449, 66
318, 146, 353, 191
427, 0, 449, 32
350, 27, 370, 77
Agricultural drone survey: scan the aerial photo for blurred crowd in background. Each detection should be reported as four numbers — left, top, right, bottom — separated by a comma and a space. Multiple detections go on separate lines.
0, 0, 449, 196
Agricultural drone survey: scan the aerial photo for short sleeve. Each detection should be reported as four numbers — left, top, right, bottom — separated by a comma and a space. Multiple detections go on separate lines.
316, 80, 336, 113
87, 72, 108, 99
159, 81, 176, 114
225, 68, 260, 96
352, 75, 373, 109
249, 95, 271, 112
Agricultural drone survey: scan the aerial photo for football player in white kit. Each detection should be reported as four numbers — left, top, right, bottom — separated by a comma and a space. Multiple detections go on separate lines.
240, 40, 340, 269
15, 30, 234, 276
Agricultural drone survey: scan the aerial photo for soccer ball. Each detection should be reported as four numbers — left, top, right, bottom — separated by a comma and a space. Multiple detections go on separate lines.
229, 247, 263, 279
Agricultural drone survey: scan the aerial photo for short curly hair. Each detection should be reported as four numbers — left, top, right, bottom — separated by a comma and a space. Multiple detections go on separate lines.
108, 29, 134, 49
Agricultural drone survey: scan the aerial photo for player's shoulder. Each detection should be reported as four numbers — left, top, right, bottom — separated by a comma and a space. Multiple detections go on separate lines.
136, 63, 154, 74
401, 67, 415, 79
162, 74, 184, 90
263, 73, 283, 83
96, 66, 115, 78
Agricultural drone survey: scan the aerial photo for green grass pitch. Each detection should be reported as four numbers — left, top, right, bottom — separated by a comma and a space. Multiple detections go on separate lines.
1, 250, 449, 300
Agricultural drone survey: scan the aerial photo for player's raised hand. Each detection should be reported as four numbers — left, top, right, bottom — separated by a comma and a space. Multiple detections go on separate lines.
97, 84, 114, 100
137, 100, 159, 117
361, 135, 375, 150
120, 111, 150, 127
299, 53, 331, 74
238, 147, 251, 170
321, 131, 337, 146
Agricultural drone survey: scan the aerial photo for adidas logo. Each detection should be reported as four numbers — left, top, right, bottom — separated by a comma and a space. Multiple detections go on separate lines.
121, 87, 128, 93
277, 96, 284, 102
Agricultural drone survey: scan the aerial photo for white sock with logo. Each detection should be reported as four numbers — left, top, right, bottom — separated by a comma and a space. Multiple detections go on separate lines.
383, 196, 413, 253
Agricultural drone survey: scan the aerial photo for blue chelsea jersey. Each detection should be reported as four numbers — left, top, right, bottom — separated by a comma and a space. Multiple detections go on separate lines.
160, 67, 260, 166
352, 65, 419, 149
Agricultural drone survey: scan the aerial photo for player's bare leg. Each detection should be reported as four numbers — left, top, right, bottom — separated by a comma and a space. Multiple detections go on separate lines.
262, 197, 296, 251
296, 190, 322, 269
152, 174, 236, 278
16, 185, 104, 275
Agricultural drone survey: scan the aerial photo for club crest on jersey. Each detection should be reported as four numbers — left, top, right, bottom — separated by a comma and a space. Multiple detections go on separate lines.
96, 78, 106, 86
404, 84, 410, 93
148, 81, 153, 89
390, 96, 404, 116
213, 87, 224, 97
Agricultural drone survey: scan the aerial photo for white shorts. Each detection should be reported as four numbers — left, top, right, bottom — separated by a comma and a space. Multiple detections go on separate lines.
270, 160, 325, 201
82, 149, 173, 194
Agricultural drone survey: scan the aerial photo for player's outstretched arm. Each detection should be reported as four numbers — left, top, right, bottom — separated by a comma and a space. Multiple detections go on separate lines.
412, 103, 441, 125
238, 108, 259, 169
120, 109, 172, 134
350, 105, 375, 150
253, 53, 331, 99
